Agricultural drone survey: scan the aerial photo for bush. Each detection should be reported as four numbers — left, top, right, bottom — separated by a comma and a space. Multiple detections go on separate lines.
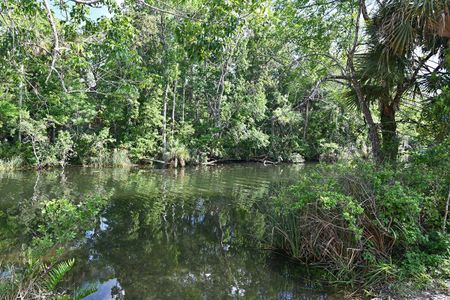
54, 131, 75, 169
31, 196, 107, 252
288, 153, 305, 163
79, 128, 115, 167
261, 158, 449, 288
0, 193, 107, 299
166, 140, 190, 168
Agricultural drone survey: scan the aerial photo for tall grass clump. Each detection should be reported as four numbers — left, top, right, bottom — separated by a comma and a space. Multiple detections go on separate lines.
81, 149, 132, 168
111, 149, 132, 167
261, 147, 449, 291
0, 156, 23, 171
166, 140, 190, 168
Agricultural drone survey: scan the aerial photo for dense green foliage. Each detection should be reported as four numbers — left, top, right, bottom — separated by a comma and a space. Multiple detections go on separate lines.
0, 0, 449, 297
0, 193, 107, 299
1, 0, 447, 168
262, 144, 449, 294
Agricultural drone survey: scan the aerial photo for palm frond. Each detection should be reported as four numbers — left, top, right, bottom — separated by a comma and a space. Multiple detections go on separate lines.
343, 89, 360, 111
378, 0, 449, 56
389, 19, 415, 55
44, 259, 75, 292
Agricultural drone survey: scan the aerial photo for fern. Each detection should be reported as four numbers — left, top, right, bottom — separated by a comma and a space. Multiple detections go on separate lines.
44, 259, 75, 291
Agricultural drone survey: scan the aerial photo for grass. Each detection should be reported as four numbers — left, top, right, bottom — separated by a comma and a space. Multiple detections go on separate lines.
0, 156, 23, 171
111, 149, 132, 167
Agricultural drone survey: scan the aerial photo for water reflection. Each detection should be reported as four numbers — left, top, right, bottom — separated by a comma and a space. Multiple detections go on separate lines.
1, 164, 335, 299
83, 278, 124, 300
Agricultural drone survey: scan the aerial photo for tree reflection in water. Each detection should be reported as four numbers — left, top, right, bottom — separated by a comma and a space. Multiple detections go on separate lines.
1, 164, 333, 299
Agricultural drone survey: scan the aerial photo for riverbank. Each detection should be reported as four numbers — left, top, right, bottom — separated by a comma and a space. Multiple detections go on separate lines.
257, 152, 449, 299
0, 154, 305, 172
370, 280, 450, 300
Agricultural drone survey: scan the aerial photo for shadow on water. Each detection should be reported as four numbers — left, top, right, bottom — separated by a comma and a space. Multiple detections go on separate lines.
0, 164, 338, 299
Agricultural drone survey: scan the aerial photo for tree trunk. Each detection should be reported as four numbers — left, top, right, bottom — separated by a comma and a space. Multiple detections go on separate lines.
172, 79, 177, 138
380, 102, 399, 163
181, 78, 186, 123
347, 0, 383, 163
162, 83, 169, 160
347, 61, 382, 162
303, 99, 309, 140
359, 99, 382, 163
18, 64, 24, 143
49, 124, 56, 143
216, 61, 227, 130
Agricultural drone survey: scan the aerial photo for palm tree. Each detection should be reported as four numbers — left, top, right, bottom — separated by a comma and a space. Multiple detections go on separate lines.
353, 0, 449, 162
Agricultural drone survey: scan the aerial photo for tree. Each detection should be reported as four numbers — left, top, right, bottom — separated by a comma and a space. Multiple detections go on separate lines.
348, 0, 448, 162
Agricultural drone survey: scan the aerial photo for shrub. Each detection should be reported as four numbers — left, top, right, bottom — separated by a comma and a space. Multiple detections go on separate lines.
54, 131, 75, 169
166, 140, 190, 167
288, 153, 305, 163
31, 196, 107, 253
79, 128, 115, 167
261, 160, 449, 287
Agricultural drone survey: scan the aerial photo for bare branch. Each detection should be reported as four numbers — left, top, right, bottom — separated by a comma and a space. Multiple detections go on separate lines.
360, 0, 370, 22
43, 0, 59, 83
70, 0, 102, 6
137, 0, 199, 20
42, 0, 68, 92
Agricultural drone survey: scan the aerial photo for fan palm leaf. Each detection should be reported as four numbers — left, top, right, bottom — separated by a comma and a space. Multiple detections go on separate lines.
379, 0, 449, 55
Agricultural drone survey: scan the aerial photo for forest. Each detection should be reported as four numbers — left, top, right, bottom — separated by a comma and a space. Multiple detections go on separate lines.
0, 0, 449, 299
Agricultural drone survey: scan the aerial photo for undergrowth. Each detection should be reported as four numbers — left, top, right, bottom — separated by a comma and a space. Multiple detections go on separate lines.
0, 156, 23, 171
0, 256, 95, 300
0, 194, 108, 299
260, 143, 449, 296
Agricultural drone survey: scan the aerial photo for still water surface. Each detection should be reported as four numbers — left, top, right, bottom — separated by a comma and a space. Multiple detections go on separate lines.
0, 164, 336, 299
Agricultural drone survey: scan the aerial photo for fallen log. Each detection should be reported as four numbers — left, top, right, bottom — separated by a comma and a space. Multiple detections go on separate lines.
262, 159, 276, 165
251, 157, 277, 165
141, 158, 170, 165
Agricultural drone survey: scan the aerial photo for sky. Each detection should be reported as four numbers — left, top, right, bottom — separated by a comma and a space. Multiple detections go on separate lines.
51, 0, 124, 20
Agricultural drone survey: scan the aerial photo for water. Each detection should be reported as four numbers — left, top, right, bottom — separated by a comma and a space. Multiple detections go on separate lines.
0, 164, 336, 299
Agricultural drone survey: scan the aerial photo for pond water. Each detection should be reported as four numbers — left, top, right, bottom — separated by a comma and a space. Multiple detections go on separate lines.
0, 164, 338, 299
